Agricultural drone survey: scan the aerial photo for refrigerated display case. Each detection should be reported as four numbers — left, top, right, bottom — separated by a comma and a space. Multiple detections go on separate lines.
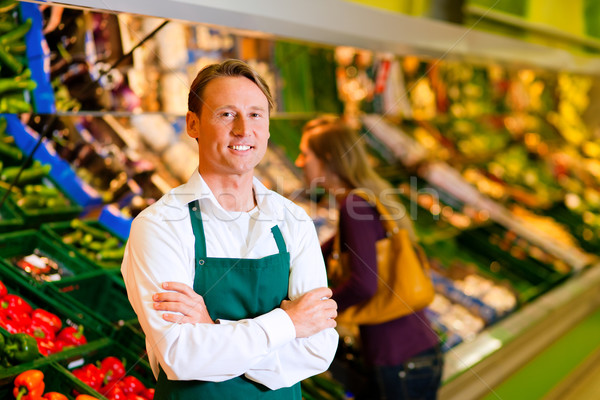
5, 1, 600, 399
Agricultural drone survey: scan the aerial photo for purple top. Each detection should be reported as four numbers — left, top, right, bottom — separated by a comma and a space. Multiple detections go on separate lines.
324, 194, 439, 366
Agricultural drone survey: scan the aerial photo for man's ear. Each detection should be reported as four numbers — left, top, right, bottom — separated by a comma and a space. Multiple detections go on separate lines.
186, 111, 200, 139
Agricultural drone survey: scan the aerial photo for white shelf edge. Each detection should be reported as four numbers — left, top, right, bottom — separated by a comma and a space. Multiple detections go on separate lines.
28, 0, 600, 75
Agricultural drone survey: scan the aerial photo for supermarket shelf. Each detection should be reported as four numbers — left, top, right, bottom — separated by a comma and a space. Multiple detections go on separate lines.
465, 4, 600, 51
30, 0, 600, 74
49, 111, 318, 120
439, 263, 600, 400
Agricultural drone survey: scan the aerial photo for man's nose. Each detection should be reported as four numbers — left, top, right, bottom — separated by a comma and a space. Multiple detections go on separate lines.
232, 116, 249, 136
295, 155, 305, 168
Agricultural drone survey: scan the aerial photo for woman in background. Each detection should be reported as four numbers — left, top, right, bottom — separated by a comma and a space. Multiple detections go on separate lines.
295, 116, 443, 400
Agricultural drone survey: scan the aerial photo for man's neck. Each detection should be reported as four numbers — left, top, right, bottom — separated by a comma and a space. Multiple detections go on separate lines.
201, 171, 256, 212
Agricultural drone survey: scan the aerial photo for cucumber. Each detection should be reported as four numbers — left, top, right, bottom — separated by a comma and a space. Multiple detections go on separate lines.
24, 184, 61, 197
0, 164, 51, 185
0, 141, 22, 161
0, 45, 22, 74
97, 246, 126, 262
70, 219, 111, 240
0, 18, 31, 45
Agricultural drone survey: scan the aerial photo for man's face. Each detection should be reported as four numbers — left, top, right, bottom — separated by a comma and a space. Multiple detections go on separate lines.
187, 76, 270, 179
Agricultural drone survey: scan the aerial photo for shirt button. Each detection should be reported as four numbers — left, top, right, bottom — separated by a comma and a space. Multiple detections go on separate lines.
192, 207, 197, 212
198, 260, 205, 265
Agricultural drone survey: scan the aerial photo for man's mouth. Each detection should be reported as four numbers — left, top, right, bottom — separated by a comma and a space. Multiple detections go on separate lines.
229, 145, 253, 151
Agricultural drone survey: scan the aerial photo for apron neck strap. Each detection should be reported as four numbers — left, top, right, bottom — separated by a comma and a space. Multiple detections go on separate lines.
270, 226, 286, 254
189, 200, 288, 257
189, 200, 207, 258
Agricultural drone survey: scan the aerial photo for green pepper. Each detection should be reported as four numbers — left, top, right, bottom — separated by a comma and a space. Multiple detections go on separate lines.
4, 332, 40, 364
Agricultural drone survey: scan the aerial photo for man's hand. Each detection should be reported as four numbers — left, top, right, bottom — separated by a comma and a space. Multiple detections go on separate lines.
153, 282, 215, 325
280, 287, 337, 338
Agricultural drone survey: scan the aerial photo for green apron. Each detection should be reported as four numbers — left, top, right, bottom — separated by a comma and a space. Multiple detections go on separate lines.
154, 200, 301, 400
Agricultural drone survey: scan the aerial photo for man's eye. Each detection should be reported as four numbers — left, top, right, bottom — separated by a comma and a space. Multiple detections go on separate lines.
250, 112, 261, 118
221, 112, 234, 117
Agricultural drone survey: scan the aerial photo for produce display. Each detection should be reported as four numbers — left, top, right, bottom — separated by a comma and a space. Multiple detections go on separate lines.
1, 2, 600, 397
44, 219, 125, 269
12, 250, 72, 283
70, 356, 154, 400
0, 117, 82, 226
10, 368, 101, 400
0, 1, 37, 114
0, 278, 88, 358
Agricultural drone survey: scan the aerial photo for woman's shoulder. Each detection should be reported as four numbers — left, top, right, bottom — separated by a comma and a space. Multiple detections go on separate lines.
339, 192, 380, 220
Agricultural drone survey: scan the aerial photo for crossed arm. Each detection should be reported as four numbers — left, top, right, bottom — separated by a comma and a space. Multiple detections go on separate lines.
153, 282, 338, 338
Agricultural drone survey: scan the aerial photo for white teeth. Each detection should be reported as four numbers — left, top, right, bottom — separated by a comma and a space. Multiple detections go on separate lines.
230, 145, 251, 151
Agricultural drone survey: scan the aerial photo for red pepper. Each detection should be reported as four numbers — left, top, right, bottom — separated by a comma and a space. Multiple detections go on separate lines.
1, 294, 33, 314
0, 279, 7, 298
43, 392, 69, 400
0, 312, 22, 334
99, 356, 126, 385
126, 395, 146, 400
102, 385, 127, 400
139, 388, 154, 400
35, 336, 57, 356
31, 309, 62, 334
73, 364, 104, 391
27, 319, 56, 341
56, 325, 87, 346
117, 376, 146, 395
13, 369, 45, 400
54, 339, 76, 353
0, 306, 32, 334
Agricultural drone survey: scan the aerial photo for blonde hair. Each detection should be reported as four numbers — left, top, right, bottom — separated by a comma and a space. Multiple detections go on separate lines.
188, 59, 274, 116
303, 116, 416, 240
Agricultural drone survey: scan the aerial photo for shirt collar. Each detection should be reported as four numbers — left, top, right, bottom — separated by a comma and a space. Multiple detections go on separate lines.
170, 170, 284, 220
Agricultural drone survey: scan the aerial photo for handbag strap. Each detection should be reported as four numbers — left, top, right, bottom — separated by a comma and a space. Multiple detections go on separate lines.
351, 189, 401, 236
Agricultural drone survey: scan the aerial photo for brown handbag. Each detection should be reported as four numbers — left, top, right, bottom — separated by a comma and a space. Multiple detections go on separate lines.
328, 191, 435, 325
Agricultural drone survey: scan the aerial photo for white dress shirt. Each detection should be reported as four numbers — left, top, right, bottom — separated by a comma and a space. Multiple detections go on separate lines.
121, 171, 338, 389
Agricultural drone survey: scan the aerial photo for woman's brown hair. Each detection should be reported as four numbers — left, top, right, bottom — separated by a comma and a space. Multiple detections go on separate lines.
303, 116, 416, 240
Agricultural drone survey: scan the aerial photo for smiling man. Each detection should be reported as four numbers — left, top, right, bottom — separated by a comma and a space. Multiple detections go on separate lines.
121, 59, 339, 400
